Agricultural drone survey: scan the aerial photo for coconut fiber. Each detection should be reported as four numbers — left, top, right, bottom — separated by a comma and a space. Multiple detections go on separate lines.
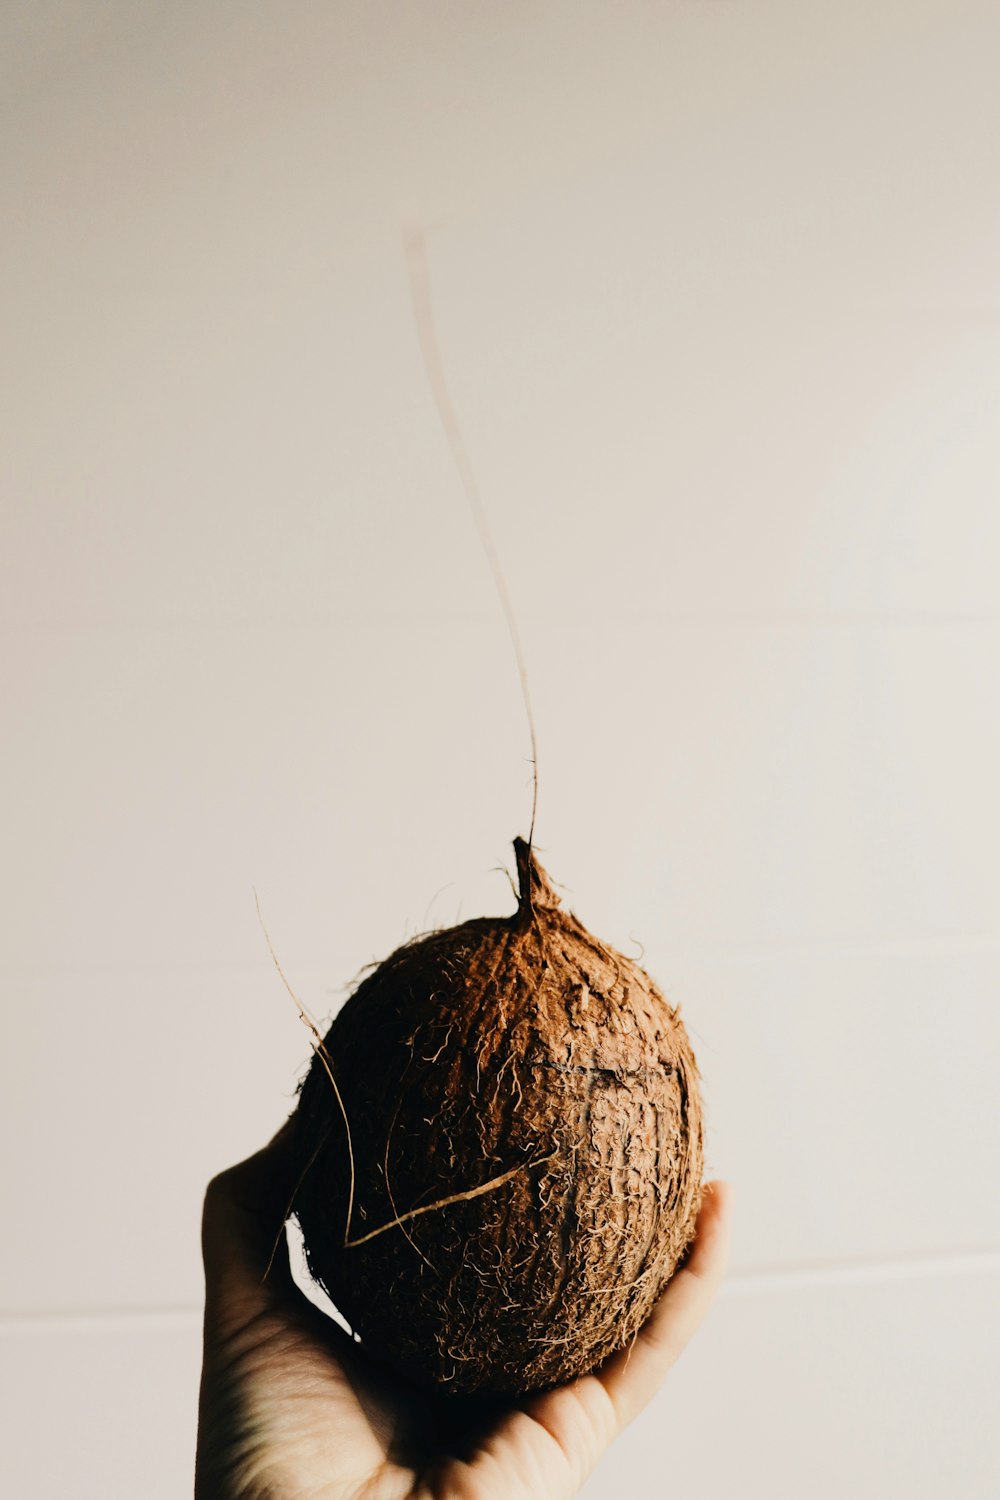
291, 838, 704, 1396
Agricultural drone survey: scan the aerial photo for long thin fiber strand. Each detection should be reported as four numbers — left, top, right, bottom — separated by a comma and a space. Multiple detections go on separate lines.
403, 223, 540, 852
254, 888, 357, 1249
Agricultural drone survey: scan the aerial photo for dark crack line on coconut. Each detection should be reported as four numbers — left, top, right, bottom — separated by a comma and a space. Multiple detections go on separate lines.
529, 1060, 674, 1080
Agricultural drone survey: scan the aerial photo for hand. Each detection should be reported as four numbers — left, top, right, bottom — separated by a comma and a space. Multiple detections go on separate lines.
196, 1122, 733, 1500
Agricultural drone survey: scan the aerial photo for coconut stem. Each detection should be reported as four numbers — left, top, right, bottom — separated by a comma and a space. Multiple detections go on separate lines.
513, 836, 561, 924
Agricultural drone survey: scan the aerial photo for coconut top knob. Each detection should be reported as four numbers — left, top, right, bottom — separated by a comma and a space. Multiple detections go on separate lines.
512, 835, 563, 923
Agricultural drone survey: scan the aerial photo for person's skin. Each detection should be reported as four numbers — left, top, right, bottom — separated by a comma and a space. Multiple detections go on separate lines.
196, 1120, 733, 1500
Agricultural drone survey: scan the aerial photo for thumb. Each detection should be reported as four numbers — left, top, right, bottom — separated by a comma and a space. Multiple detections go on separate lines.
201, 1118, 300, 1328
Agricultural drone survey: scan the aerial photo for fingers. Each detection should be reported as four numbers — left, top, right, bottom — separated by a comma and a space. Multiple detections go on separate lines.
201, 1116, 301, 1323
596, 1179, 733, 1431
209, 1117, 297, 1208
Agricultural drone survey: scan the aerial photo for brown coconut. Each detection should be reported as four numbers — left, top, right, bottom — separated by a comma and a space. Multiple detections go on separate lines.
291, 838, 703, 1396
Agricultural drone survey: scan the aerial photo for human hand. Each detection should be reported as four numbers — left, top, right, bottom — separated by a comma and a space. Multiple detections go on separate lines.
195, 1122, 733, 1500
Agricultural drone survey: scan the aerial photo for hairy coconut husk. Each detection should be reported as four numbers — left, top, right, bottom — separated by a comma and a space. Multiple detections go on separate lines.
291, 838, 703, 1396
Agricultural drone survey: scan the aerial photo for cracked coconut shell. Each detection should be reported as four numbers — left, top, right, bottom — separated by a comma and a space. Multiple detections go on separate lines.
291, 838, 704, 1396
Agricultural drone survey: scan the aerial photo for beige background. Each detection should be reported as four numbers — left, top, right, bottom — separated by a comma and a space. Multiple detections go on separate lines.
2, 2, 999, 1495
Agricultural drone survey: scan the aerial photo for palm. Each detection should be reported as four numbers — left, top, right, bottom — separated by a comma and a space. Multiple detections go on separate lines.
196, 1127, 731, 1500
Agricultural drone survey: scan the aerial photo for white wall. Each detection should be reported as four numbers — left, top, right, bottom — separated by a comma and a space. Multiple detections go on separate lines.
2, 3, 998, 1495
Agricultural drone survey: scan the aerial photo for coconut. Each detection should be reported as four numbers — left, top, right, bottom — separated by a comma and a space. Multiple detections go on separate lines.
291, 837, 703, 1396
